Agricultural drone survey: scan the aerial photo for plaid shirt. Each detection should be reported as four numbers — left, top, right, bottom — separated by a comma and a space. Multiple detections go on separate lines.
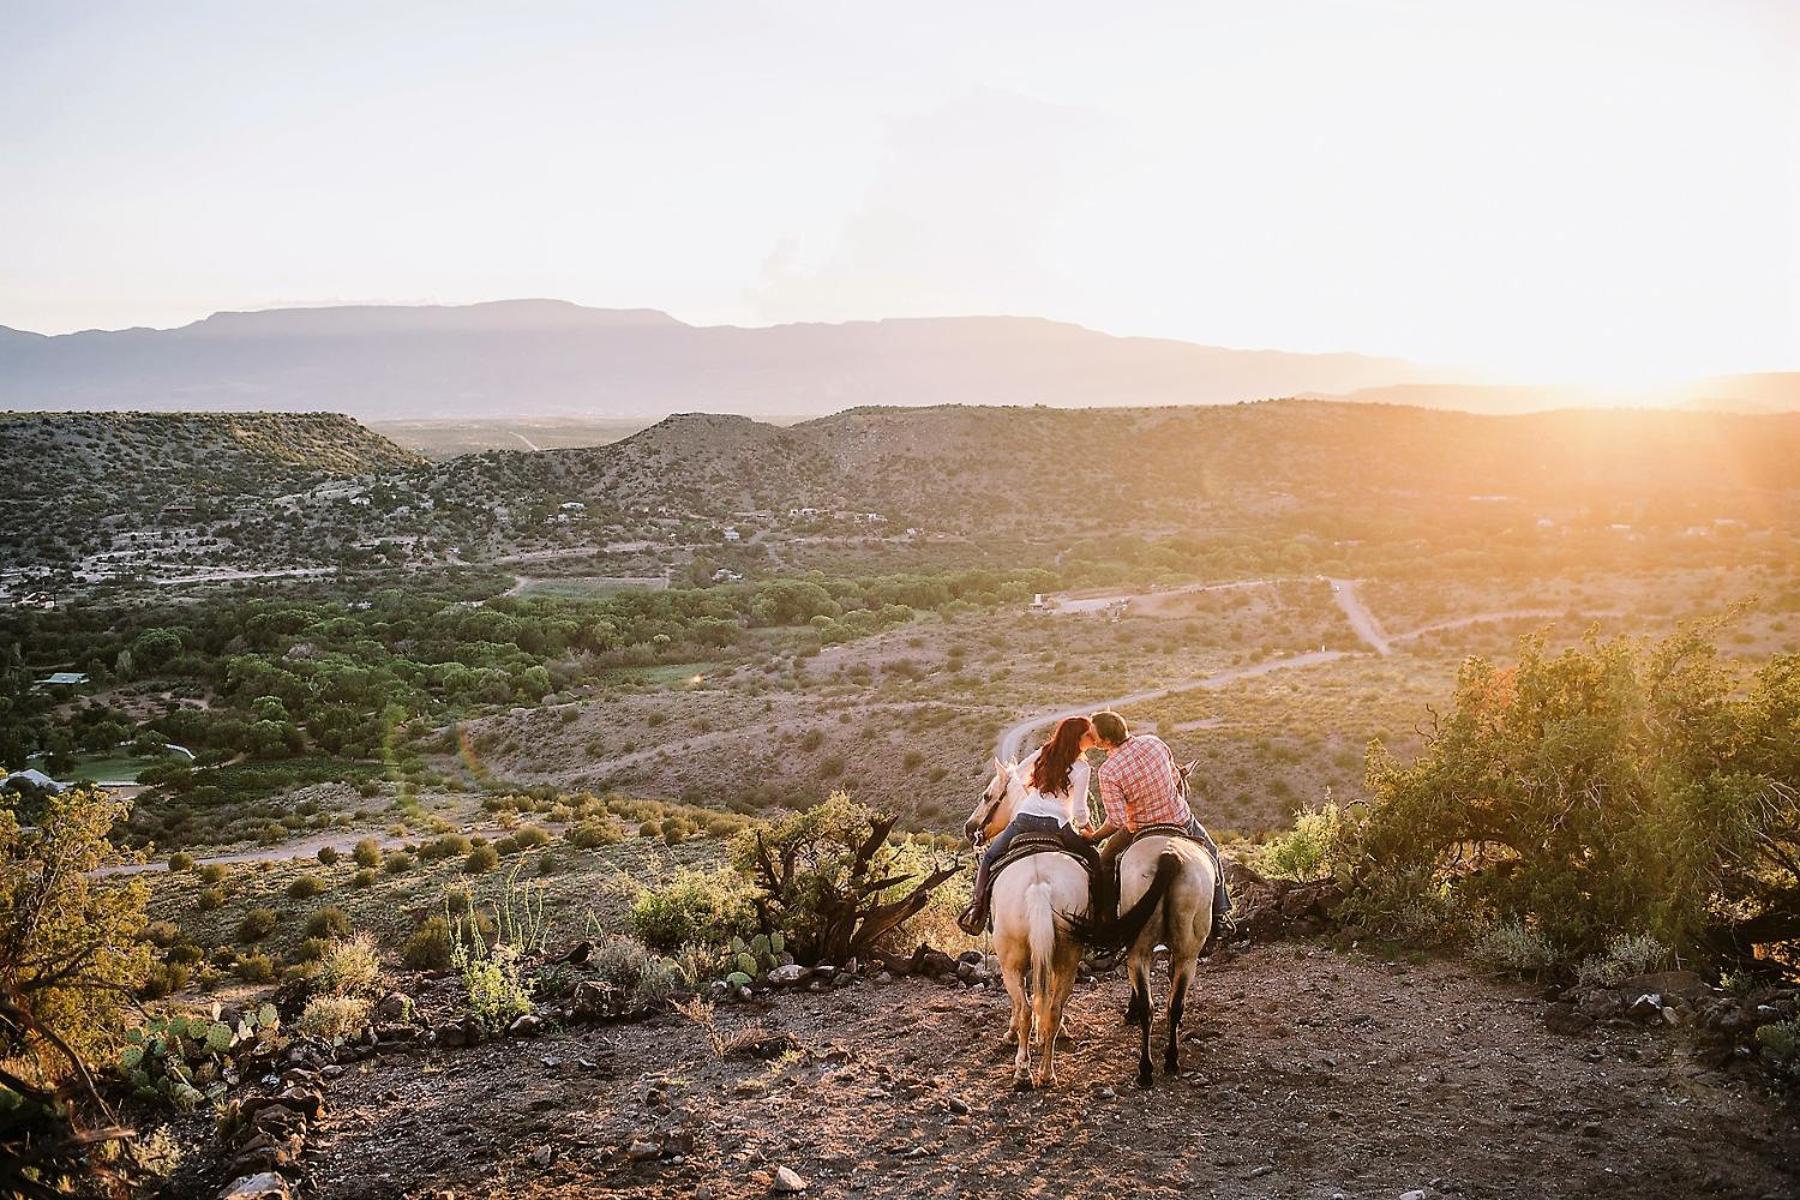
1097, 734, 1188, 831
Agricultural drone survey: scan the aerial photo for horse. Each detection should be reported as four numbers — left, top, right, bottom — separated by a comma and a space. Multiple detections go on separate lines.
1114, 760, 1220, 1087
962, 756, 1092, 1089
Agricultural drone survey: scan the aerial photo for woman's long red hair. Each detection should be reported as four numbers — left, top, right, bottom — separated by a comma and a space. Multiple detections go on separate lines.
1030, 716, 1092, 797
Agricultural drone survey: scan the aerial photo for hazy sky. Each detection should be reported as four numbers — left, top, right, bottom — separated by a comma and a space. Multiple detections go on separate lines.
2, 0, 1795, 382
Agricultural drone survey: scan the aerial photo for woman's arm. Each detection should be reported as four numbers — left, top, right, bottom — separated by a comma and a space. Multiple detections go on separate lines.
1071, 759, 1093, 830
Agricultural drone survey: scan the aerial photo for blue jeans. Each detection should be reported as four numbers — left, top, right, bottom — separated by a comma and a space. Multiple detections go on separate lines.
1101, 814, 1232, 926
961, 815, 1097, 932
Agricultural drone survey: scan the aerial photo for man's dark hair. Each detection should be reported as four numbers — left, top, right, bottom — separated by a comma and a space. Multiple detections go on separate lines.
1091, 711, 1129, 745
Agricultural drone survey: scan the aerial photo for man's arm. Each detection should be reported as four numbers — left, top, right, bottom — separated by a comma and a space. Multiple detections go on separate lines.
1092, 763, 1125, 840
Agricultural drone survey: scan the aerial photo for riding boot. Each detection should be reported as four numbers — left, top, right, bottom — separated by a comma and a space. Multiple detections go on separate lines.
958, 856, 994, 935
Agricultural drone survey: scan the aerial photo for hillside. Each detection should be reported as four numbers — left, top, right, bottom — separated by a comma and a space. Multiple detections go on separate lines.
0, 412, 420, 583
0, 301, 1448, 420
5, 402, 1799, 589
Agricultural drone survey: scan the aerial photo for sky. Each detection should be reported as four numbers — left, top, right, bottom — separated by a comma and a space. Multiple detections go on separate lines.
1, 0, 1796, 383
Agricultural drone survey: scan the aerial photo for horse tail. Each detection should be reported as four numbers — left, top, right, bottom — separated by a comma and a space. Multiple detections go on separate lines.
1069, 849, 1181, 950
1026, 880, 1056, 1005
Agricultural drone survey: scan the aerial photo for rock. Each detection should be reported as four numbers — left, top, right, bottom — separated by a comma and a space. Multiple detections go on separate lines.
772, 1165, 809, 1193
320, 1064, 345, 1081
1618, 970, 1710, 1003
374, 991, 415, 1023
1544, 1006, 1594, 1036
1249, 1164, 1274, 1178
219, 1172, 291, 1200
916, 949, 957, 977
875, 971, 894, 984
626, 1139, 661, 1162
436, 1022, 467, 1048
572, 980, 620, 1019
530, 1145, 555, 1167
508, 1014, 544, 1038
1399, 1192, 1429, 1200
768, 964, 810, 986
945, 1095, 970, 1115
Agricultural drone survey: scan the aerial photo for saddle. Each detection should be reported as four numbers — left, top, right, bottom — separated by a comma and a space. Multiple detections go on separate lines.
989, 827, 1099, 882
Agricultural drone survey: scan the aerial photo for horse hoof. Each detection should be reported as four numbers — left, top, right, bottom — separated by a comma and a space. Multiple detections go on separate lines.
1013, 1075, 1035, 1092
1163, 1058, 1180, 1076
1136, 1070, 1154, 1089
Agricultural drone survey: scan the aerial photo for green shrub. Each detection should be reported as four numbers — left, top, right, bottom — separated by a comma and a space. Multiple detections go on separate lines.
1756, 1019, 1800, 1083
1574, 933, 1669, 988
419, 833, 472, 862
567, 820, 624, 849
296, 994, 369, 1041
198, 863, 228, 884
235, 953, 276, 984
1343, 630, 1800, 962
402, 916, 454, 970
143, 920, 181, 948
464, 844, 500, 874
237, 908, 277, 942
287, 875, 327, 899
295, 936, 329, 963
630, 868, 755, 952
166, 942, 203, 966
1256, 802, 1350, 882
305, 906, 352, 939
352, 868, 377, 888
352, 838, 382, 868
313, 933, 381, 997
317, 846, 340, 866
196, 886, 225, 911
384, 852, 414, 875
167, 852, 195, 872
1470, 918, 1560, 976
511, 825, 551, 849
139, 962, 191, 1000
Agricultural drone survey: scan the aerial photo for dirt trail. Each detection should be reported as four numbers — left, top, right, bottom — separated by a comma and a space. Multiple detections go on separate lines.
1326, 577, 1391, 656
294, 943, 1798, 1200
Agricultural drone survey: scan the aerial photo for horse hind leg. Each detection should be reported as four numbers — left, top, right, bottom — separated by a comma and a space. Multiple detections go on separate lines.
1034, 942, 1080, 1088
1131, 952, 1154, 1088
1165, 958, 1193, 1076
1000, 960, 1032, 1088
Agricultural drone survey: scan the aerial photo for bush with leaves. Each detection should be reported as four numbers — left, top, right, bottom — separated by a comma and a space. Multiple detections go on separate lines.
296, 994, 370, 1042
1, 788, 153, 1193
1256, 800, 1352, 882
1342, 628, 1800, 967
237, 907, 278, 942
630, 868, 756, 952
313, 932, 382, 997
729, 792, 958, 965
450, 871, 546, 1030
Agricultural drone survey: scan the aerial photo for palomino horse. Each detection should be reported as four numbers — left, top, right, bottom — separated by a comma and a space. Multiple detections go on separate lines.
1116, 761, 1220, 1087
963, 757, 1090, 1089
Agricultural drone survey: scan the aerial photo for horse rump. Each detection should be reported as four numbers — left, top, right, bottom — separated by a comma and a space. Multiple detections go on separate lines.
1066, 849, 1180, 951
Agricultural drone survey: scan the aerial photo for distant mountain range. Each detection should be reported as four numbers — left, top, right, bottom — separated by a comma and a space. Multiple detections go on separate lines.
2, 300, 1792, 419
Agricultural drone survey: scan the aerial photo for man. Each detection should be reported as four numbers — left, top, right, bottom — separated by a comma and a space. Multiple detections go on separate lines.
1084, 710, 1232, 929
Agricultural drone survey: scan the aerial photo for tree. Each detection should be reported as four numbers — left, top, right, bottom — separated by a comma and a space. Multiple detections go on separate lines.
1, 788, 151, 1195
1346, 627, 1799, 965
731, 792, 958, 965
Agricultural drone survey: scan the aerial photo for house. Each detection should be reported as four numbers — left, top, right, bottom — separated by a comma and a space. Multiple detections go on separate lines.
788, 507, 820, 519
40, 671, 91, 687
723, 528, 741, 543
1029, 594, 1050, 613
712, 568, 745, 583
17, 592, 56, 610
3, 768, 65, 794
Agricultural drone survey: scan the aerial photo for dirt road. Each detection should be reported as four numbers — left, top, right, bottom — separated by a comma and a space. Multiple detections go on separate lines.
1326, 576, 1391, 655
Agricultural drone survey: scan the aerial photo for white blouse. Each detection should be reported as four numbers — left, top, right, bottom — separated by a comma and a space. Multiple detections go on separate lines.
1014, 749, 1093, 829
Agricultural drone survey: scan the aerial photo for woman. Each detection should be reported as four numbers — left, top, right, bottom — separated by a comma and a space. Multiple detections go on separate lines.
957, 715, 1101, 934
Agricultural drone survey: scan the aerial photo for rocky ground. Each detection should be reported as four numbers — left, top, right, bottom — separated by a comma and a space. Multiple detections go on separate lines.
213, 943, 1797, 1200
